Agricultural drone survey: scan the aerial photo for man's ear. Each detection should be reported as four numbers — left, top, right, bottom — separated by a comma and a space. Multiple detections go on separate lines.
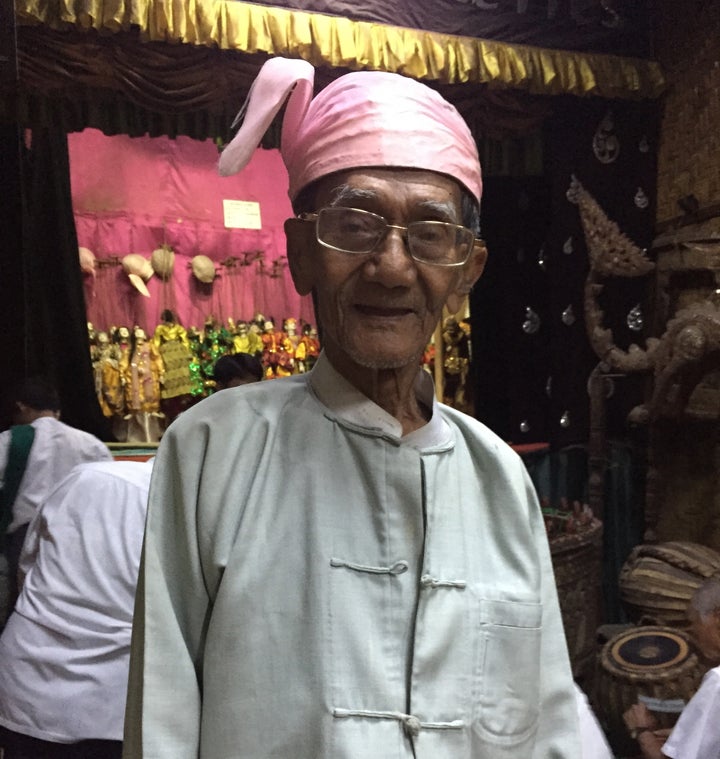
712, 608, 720, 631
284, 217, 316, 296
445, 240, 488, 315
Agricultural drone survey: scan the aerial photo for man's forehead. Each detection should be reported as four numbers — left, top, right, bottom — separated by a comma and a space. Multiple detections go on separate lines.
316, 168, 463, 207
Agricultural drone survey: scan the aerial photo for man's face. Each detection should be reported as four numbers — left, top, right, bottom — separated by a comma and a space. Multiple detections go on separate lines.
286, 168, 485, 376
689, 608, 720, 664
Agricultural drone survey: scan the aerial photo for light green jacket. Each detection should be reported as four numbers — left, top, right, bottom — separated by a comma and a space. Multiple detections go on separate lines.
124, 355, 580, 758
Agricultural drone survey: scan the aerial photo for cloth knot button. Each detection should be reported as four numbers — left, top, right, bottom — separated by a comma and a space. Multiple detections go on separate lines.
403, 715, 422, 737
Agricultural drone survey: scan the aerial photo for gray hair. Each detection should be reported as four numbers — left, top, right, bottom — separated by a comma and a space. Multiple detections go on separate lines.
689, 577, 720, 619
293, 177, 481, 237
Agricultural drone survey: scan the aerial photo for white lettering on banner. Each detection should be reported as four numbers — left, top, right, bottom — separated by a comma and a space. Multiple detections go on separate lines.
453, 0, 499, 8
223, 200, 262, 229
451, 0, 596, 19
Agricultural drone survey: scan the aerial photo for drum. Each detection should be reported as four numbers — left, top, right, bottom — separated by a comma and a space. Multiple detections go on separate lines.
595, 625, 706, 756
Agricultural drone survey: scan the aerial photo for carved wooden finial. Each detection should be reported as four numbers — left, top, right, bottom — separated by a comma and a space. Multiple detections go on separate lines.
571, 175, 655, 278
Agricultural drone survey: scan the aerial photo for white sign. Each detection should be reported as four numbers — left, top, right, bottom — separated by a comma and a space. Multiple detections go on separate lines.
223, 200, 262, 230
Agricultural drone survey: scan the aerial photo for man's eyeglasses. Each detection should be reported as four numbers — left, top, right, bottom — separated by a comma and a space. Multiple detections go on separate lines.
299, 207, 479, 267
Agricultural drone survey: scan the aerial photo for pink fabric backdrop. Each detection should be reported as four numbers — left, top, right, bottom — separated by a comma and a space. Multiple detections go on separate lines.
69, 128, 314, 334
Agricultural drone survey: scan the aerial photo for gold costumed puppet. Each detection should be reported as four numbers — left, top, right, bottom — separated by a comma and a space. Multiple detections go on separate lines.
152, 309, 194, 422
231, 320, 263, 357
261, 320, 295, 378
121, 326, 164, 442
442, 316, 471, 411
294, 323, 320, 373
283, 318, 300, 353
88, 322, 97, 359
104, 326, 132, 439
92, 331, 124, 419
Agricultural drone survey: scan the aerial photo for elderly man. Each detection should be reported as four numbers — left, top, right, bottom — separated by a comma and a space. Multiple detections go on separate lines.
124, 57, 580, 758
624, 577, 720, 759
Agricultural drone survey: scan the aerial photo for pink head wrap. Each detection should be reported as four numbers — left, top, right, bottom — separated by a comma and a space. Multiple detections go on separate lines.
219, 57, 482, 205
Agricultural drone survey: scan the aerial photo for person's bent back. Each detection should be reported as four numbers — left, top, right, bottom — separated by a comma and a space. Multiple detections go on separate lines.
0, 459, 153, 759
0, 377, 112, 611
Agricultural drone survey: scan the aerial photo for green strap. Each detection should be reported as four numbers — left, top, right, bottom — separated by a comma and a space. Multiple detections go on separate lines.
0, 424, 36, 536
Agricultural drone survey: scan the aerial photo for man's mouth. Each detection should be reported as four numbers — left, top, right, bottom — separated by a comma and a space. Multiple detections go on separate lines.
354, 304, 415, 318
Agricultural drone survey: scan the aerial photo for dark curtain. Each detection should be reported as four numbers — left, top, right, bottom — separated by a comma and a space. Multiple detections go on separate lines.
542, 95, 660, 449
0, 127, 27, 430
471, 176, 552, 445
0, 3, 25, 430
16, 129, 111, 440
8, 28, 551, 146
472, 96, 660, 449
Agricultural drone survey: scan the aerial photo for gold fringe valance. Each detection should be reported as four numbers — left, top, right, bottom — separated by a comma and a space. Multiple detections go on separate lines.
16, 0, 665, 100
10, 26, 552, 146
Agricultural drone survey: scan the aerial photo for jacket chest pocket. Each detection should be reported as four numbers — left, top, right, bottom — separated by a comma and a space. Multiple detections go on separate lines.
473, 598, 542, 741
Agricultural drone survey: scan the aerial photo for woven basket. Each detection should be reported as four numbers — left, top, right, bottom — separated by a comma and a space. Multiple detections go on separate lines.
619, 541, 720, 627
549, 517, 604, 680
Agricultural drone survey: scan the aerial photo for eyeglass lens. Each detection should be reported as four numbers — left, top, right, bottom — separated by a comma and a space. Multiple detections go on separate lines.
317, 208, 472, 265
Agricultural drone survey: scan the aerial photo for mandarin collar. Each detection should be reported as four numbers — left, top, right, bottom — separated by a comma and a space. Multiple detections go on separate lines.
308, 352, 452, 449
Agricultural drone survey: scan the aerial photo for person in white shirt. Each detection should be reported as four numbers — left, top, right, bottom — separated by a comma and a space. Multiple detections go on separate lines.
123, 57, 581, 758
0, 458, 153, 759
624, 577, 720, 759
0, 377, 111, 612
574, 683, 614, 759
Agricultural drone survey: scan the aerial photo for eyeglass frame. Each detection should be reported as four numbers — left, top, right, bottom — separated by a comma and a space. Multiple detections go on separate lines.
298, 206, 483, 268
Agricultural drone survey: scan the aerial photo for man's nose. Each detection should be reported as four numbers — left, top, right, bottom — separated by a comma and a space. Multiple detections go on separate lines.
365, 226, 416, 282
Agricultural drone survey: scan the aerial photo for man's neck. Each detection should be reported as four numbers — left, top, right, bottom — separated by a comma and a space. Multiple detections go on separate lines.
17, 409, 57, 425
325, 350, 430, 435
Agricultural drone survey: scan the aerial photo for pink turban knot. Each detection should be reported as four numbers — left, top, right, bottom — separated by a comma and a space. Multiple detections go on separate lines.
219, 57, 482, 206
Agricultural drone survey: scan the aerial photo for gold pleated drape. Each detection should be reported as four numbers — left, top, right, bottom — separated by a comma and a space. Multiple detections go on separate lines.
16, 0, 665, 99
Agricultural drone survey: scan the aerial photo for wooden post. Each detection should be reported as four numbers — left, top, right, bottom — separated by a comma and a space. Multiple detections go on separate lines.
587, 361, 611, 522
433, 319, 444, 402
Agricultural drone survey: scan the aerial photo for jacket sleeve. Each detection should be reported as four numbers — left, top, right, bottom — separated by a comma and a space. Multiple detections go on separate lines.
123, 418, 212, 758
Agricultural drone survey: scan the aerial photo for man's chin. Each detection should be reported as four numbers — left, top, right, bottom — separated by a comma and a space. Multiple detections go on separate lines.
354, 357, 408, 370
349, 347, 424, 372
327, 327, 428, 372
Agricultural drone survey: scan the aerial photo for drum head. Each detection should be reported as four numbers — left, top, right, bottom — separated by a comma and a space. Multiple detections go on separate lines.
606, 627, 691, 673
